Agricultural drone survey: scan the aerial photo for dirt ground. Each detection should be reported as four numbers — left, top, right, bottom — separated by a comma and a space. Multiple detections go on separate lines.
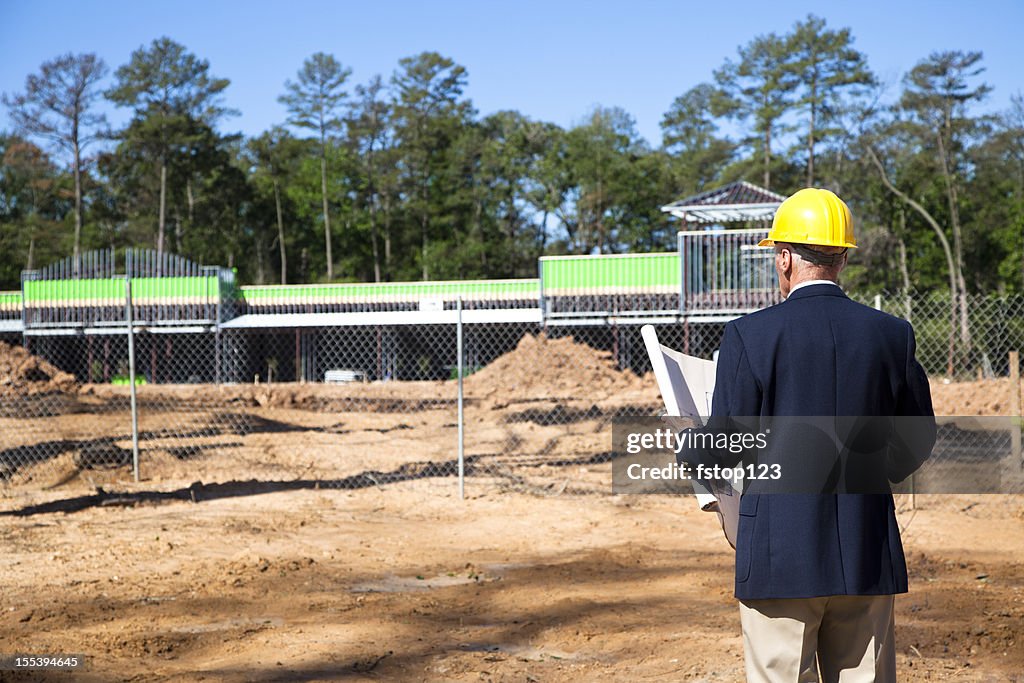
0, 484, 1021, 682
0, 336, 1023, 682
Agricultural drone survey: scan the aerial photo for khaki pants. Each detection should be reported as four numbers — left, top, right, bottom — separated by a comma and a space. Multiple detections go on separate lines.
738, 594, 896, 683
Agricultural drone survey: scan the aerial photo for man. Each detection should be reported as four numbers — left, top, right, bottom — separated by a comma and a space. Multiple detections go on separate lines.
684, 188, 935, 682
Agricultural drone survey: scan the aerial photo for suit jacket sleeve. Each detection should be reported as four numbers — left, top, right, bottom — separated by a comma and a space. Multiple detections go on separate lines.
677, 322, 762, 469
888, 323, 937, 482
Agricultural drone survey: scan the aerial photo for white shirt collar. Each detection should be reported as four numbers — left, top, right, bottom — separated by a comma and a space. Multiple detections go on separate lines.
787, 280, 842, 298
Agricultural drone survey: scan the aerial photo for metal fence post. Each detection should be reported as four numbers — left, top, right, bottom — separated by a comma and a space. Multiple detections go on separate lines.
677, 231, 686, 314
540, 265, 550, 335
125, 277, 140, 483
457, 296, 465, 500
1011, 350, 1021, 470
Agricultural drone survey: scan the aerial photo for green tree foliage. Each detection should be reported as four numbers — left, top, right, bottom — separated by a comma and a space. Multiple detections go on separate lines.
465, 110, 551, 276
900, 51, 991, 291
559, 107, 650, 253
3, 53, 108, 269
787, 14, 875, 186
527, 122, 574, 254
346, 75, 394, 282
714, 32, 799, 191
0, 135, 70, 281
975, 93, 1024, 291
247, 127, 304, 284
660, 83, 736, 195
0, 25, 1021, 303
279, 53, 351, 281
105, 37, 232, 261
390, 51, 472, 280
879, 51, 993, 351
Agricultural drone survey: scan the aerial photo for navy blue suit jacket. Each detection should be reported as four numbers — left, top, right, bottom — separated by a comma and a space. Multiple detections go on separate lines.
697, 284, 935, 600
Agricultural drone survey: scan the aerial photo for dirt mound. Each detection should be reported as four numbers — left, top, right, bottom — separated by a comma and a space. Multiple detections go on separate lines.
465, 332, 651, 401
930, 377, 1024, 416
0, 341, 78, 397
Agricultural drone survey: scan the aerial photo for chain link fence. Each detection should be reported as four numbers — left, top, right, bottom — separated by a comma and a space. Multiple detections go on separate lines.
1, 290, 1021, 498
863, 291, 1024, 379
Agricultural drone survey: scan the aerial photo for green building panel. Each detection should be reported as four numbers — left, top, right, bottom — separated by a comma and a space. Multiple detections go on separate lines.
0, 291, 20, 313
22, 277, 219, 305
540, 253, 680, 295
240, 279, 539, 305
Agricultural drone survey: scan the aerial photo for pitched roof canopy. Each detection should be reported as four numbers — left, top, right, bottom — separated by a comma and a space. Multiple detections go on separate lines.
661, 180, 786, 224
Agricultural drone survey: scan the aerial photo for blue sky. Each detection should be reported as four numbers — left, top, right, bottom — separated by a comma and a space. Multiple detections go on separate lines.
1, 0, 1022, 149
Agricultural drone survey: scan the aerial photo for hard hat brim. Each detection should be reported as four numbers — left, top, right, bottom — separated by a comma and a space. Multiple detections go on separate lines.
758, 238, 858, 249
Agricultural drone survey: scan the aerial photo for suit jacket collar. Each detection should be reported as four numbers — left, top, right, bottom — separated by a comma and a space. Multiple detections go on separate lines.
785, 283, 848, 302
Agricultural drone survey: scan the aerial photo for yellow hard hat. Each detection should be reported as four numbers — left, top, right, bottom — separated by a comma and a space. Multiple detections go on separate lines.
758, 188, 857, 249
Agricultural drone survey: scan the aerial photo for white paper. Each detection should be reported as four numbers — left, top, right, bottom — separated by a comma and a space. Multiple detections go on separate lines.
641, 325, 741, 549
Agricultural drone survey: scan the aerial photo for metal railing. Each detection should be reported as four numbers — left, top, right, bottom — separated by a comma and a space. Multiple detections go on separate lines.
239, 279, 540, 316
678, 228, 781, 314
20, 250, 231, 330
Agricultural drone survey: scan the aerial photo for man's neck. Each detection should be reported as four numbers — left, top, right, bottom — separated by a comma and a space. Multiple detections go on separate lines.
788, 279, 841, 297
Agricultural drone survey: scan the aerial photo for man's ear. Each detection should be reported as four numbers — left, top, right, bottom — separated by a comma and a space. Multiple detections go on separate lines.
776, 247, 792, 275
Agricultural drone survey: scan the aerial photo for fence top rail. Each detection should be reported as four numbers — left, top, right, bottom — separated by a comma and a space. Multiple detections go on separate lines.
240, 279, 540, 301
242, 278, 538, 290
539, 252, 677, 262
677, 228, 772, 238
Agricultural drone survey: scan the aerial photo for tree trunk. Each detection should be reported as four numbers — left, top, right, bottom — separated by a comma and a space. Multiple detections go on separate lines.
474, 195, 486, 270
255, 235, 265, 285
867, 146, 959, 375
72, 139, 82, 276
764, 124, 772, 190
186, 176, 195, 246
174, 211, 182, 255
560, 211, 577, 254
807, 92, 816, 187
273, 179, 287, 285
420, 178, 429, 280
365, 147, 382, 283
367, 162, 380, 282
539, 208, 549, 254
158, 161, 167, 263
935, 131, 972, 350
383, 194, 392, 281
421, 210, 429, 280
505, 185, 517, 271
897, 233, 912, 322
369, 199, 381, 283
832, 145, 846, 194
320, 153, 333, 281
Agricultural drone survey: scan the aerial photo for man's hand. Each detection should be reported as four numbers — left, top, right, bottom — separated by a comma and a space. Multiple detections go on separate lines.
660, 415, 702, 433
